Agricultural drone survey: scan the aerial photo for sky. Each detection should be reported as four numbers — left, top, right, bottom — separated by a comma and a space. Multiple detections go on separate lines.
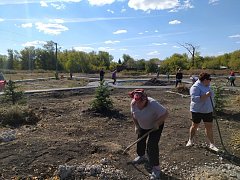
0, 0, 239, 62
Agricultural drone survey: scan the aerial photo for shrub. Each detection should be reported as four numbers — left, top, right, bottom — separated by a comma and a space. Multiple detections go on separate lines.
0, 105, 39, 127
90, 81, 113, 113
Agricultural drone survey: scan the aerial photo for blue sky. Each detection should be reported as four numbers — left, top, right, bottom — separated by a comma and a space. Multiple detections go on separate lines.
0, 0, 239, 61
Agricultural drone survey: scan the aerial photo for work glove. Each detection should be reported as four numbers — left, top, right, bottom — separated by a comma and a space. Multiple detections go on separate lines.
135, 126, 140, 134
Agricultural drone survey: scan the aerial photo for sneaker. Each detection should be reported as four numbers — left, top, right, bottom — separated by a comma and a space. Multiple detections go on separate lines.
209, 144, 219, 152
132, 155, 146, 164
150, 167, 161, 180
186, 139, 194, 147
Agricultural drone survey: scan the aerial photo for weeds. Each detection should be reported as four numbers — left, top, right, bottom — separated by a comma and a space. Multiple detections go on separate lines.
0, 105, 39, 127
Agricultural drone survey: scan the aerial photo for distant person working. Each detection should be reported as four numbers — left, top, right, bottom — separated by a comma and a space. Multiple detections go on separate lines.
175, 69, 183, 87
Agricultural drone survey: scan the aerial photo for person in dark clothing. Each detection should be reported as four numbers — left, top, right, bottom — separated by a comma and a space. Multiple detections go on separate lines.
112, 70, 117, 84
229, 70, 236, 86
99, 68, 105, 81
175, 69, 183, 87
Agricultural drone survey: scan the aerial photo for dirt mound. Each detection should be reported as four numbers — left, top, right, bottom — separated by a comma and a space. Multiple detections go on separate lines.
143, 78, 174, 86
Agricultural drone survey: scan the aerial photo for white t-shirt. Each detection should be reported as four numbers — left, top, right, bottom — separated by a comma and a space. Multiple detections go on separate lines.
131, 97, 166, 129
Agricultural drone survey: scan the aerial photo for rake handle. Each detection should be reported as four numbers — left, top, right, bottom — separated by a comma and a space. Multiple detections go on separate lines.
123, 128, 155, 154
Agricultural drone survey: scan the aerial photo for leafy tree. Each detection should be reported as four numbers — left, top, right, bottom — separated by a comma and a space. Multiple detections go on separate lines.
0, 55, 8, 69
228, 50, 240, 70
136, 59, 146, 71
160, 53, 188, 73
145, 58, 159, 73
7, 49, 14, 69
122, 54, 136, 69
20, 46, 36, 70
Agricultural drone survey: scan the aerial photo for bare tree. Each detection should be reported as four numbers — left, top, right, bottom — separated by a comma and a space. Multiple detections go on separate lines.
179, 43, 199, 68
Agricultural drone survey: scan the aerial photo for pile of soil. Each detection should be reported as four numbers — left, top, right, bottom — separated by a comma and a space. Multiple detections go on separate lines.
143, 78, 174, 86
0, 88, 239, 179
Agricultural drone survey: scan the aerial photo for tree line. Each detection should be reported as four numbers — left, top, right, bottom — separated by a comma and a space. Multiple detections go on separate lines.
0, 41, 239, 74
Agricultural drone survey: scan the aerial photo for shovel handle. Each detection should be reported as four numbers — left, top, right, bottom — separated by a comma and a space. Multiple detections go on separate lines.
123, 128, 155, 154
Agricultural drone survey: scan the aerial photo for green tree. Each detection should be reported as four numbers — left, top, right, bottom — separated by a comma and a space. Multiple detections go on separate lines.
91, 81, 113, 112
145, 58, 159, 73
7, 49, 14, 69
2, 80, 24, 105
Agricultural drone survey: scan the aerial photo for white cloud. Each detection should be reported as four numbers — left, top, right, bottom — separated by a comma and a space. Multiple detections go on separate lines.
0, 18, 5, 22
128, 0, 180, 11
169, 20, 181, 25
74, 46, 94, 52
209, 0, 219, 5
104, 40, 120, 44
173, 45, 180, 48
152, 43, 167, 46
181, 0, 194, 9
113, 29, 127, 34
147, 51, 160, 56
88, 0, 115, 6
35, 22, 69, 35
229, 34, 240, 38
49, 19, 65, 23
22, 40, 46, 47
50, 3, 66, 10
40, 1, 48, 7
98, 47, 114, 51
107, 9, 114, 14
21, 23, 33, 28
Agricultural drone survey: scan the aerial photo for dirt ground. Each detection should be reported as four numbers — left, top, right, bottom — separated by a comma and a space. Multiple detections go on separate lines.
0, 80, 240, 179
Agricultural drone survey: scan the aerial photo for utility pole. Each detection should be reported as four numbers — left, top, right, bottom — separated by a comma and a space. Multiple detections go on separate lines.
54, 42, 59, 79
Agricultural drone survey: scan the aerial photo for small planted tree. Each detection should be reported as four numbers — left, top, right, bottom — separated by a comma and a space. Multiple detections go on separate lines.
212, 85, 226, 113
2, 80, 24, 105
91, 81, 113, 113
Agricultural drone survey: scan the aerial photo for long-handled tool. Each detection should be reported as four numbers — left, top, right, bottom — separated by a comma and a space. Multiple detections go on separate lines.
123, 128, 155, 154
210, 96, 228, 152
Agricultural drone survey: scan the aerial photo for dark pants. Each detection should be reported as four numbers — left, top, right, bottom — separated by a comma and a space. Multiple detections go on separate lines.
230, 80, 235, 86
136, 124, 164, 167
175, 79, 182, 87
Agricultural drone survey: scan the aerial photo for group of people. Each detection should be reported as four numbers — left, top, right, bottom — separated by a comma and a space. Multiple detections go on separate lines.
99, 68, 117, 85
129, 72, 219, 179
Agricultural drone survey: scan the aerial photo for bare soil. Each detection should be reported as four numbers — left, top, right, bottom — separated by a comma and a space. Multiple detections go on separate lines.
0, 79, 240, 180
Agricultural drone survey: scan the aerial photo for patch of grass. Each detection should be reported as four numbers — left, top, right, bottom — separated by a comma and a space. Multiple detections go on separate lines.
0, 105, 39, 127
